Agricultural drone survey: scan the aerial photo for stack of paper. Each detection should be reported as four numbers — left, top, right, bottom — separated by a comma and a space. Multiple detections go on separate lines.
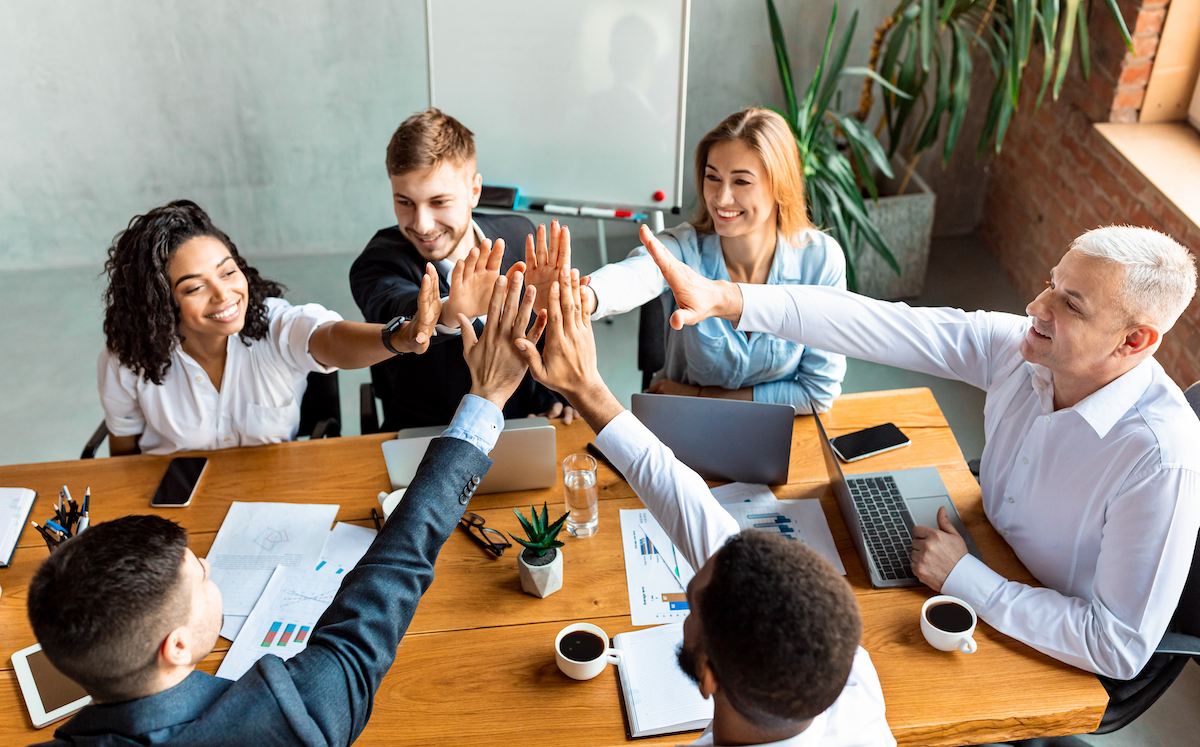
0, 488, 37, 567
716, 482, 845, 574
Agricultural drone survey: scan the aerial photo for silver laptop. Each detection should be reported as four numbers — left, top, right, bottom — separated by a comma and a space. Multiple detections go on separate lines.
630, 393, 794, 485
381, 417, 557, 495
815, 414, 982, 588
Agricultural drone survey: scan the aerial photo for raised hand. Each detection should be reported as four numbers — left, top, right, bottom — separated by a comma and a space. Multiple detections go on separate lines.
388, 263, 442, 355
441, 238, 525, 328
524, 221, 573, 314
460, 270, 542, 410
639, 224, 743, 329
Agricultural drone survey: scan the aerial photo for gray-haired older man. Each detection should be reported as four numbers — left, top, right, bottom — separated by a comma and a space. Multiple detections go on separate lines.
636, 223, 1200, 685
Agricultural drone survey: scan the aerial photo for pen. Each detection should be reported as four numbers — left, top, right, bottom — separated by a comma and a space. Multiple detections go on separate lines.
578, 206, 648, 220
371, 508, 381, 531
529, 203, 578, 216
31, 522, 58, 551
45, 519, 69, 537
82, 486, 90, 516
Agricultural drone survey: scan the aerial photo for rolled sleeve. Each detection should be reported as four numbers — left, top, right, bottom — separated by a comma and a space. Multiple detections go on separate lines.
266, 298, 344, 374
442, 394, 505, 454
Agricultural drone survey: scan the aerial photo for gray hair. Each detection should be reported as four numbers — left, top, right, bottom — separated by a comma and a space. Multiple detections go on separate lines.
1070, 225, 1197, 330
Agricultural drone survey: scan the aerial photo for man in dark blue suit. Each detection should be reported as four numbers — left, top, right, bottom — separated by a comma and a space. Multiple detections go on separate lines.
26, 271, 542, 746
350, 107, 575, 430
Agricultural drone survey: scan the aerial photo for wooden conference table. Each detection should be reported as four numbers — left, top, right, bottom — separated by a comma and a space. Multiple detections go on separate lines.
0, 388, 1106, 746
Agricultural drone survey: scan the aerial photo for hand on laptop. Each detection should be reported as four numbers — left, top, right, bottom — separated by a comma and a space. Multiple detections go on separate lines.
640, 224, 743, 330
388, 263, 442, 355
910, 506, 969, 592
514, 269, 622, 432
460, 271, 541, 410
442, 238, 524, 329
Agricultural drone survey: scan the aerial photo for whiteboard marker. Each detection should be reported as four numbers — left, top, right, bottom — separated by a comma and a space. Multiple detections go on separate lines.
579, 206, 641, 219
530, 203, 579, 216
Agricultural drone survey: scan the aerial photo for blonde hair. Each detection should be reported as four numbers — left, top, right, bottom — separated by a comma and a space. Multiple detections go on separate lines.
1070, 225, 1197, 331
691, 108, 812, 242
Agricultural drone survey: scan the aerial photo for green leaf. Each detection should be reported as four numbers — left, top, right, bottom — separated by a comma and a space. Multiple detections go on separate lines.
765, 0, 799, 126
1053, 0, 1080, 99
943, 22, 973, 166
919, 0, 933, 71
539, 502, 550, 536
1033, 6, 1057, 108
1099, 0, 1134, 54
1078, 6, 1090, 80
995, 73, 1016, 151
544, 510, 570, 541
842, 66, 915, 100
976, 78, 1005, 158
837, 114, 894, 177
938, 0, 955, 26
513, 507, 536, 540
913, 44, 949, 153
799, 3, 839, 143
814, 9, 860, 123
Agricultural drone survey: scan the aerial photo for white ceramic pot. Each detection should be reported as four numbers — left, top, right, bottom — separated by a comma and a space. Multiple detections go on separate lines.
518, 548, 563, 598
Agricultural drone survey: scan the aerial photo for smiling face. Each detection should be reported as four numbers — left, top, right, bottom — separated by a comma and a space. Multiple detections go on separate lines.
1021, 248, 1136, 381
702, 139, 778, 241
390, 159, 482, 262
167, 235, 249, 342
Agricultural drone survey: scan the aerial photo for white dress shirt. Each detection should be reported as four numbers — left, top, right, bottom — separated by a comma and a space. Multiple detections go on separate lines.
98, 297, 343, 455
596, 411, 896, 747
736, 283, 1200, 679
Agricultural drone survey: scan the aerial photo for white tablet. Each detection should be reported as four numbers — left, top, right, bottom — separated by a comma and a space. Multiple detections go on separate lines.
11, 642, 91, 728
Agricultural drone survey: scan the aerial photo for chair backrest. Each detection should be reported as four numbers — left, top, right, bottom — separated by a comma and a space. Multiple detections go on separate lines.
1172, 534, 1200, 640
298, 371, 341, 439
637, 291, 671, 390
1185, 381, 1200, 419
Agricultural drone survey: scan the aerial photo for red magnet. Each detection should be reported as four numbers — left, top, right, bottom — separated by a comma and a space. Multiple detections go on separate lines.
652, 190, 665, 202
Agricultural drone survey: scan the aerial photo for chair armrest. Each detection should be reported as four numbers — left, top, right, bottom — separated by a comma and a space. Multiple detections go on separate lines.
81, 422, 109, 459
1156, 632, 1200, 657
310, 418, 341, 440
360, 382, 379, 435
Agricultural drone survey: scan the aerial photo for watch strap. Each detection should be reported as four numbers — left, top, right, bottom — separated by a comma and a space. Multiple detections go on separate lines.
382, 315, 411, 355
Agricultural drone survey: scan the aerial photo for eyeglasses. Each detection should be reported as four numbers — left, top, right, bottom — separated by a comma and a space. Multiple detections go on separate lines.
459, 512, 512, 557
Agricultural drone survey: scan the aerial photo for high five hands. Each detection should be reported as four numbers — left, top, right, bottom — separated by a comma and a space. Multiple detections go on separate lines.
638, 224, 744, 329
388, 263, 442, 355
524, 220, 597, 317
442, 239, 525, 329
460, 269, 544, 410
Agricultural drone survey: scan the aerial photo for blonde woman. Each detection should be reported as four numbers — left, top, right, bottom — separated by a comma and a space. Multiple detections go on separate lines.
535, 108, 846, 412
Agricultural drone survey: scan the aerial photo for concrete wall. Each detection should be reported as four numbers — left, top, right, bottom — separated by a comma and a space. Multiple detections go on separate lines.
1, 0, 982, 271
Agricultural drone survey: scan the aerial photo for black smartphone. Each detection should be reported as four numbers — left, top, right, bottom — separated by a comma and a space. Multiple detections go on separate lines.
149, 457, 209, 507
830, 423, 911, 463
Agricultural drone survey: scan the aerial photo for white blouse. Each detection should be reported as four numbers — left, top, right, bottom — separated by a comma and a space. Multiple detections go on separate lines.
98, 297, 343, 455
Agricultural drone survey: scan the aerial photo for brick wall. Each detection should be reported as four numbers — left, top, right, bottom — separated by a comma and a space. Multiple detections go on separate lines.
981, 0, 1200, 388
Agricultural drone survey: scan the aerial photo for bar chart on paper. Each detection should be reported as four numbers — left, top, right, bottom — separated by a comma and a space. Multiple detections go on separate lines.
620, 510, 696, 625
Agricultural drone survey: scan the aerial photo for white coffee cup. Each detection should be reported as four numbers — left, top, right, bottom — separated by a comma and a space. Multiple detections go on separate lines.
920, 595, 978, 654
377, 489, 406, 521
554, 622, 624, 680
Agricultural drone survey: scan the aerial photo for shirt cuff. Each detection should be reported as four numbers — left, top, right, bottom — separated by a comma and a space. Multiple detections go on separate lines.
442, 394, 504, 454
733, 283, 788, 334
593, 410, 651, 475
940, 552, 1007, 612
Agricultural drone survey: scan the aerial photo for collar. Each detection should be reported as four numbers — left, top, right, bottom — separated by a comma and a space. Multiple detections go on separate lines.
1033, 358, 1155, 439
54, 671, 233, 741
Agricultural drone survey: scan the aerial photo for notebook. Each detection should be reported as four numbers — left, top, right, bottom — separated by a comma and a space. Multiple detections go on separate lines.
613, 623, 713, 739
0, 488, 37, 567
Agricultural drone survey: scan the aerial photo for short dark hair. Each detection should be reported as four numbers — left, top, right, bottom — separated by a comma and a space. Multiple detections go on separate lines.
27, 516, 192, 702
385, 108, 475, 176
697, 530, 861, 725
102, 199, 285, 385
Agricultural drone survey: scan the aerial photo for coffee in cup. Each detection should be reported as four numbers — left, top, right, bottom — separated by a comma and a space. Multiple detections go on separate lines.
920, 595, 978, 654
554, 623, 623, 680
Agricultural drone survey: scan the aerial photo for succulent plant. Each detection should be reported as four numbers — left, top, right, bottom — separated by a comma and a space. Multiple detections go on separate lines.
510, 502, 569, 558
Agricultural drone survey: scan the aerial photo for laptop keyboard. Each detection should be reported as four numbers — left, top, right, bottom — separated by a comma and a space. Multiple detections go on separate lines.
848, 476, 917, 581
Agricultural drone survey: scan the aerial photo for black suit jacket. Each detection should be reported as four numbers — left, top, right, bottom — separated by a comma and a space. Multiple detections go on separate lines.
349, 213, 558, 430
36, 436, 492, 746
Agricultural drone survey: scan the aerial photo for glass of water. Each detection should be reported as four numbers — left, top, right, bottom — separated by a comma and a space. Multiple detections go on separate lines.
562, 453, 599, 538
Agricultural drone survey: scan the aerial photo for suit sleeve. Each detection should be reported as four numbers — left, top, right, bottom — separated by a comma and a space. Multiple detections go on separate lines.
269, 436, 493, 745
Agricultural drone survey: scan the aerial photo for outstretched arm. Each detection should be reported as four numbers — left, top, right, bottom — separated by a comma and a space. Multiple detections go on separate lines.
513, 266, 738, 570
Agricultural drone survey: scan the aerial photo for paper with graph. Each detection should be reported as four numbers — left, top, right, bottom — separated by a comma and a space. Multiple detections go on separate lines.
619, 509, 697, 626
207, 502, 339, 639
723, 499, 845, 574
216, 566, 343, 680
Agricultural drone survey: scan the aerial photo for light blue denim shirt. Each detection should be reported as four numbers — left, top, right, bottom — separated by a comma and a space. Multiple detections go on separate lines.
587, 222, 847, 413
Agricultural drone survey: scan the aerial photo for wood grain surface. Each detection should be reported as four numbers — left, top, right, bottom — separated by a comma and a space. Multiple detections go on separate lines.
0, 389, 1106, 745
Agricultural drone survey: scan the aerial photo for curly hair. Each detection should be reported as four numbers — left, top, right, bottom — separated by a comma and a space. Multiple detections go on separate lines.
102, 200, 285, 385
697, 530, 861, 726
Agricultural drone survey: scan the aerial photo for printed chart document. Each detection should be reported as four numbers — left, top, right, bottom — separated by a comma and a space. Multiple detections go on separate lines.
0, 488, 37, 567
216, 566, 343, 680
316, 522, 377, 575
614, 623, 713, 739
724, 499, 845, 574
619, 509, 696, 626
207, 502, 339, 640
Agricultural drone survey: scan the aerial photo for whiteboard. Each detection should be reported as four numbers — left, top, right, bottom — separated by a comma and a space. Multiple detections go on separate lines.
427, 0, 689, 211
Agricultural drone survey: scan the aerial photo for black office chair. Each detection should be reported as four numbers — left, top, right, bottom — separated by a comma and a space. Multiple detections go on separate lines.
1008, 380, 1200, 746
81, 371, 342, 458
359, 363, 390, 435
637, 290, 672, 391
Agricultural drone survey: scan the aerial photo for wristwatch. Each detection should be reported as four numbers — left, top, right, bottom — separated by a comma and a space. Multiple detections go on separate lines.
381, 315, 412, 355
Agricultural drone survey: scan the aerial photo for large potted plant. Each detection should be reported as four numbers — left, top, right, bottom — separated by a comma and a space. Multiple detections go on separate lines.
766, 1, 927, 298
511, 503, 568, 599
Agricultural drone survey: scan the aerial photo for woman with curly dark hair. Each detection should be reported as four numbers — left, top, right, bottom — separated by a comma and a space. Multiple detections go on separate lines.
99, 200, 442, 455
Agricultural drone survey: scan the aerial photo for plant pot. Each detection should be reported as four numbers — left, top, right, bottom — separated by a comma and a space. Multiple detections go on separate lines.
856, 158, 937, 300
518, 547, 563, 598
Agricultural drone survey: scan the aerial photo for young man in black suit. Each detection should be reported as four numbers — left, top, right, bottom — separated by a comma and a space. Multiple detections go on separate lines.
350, 108, 575, 430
